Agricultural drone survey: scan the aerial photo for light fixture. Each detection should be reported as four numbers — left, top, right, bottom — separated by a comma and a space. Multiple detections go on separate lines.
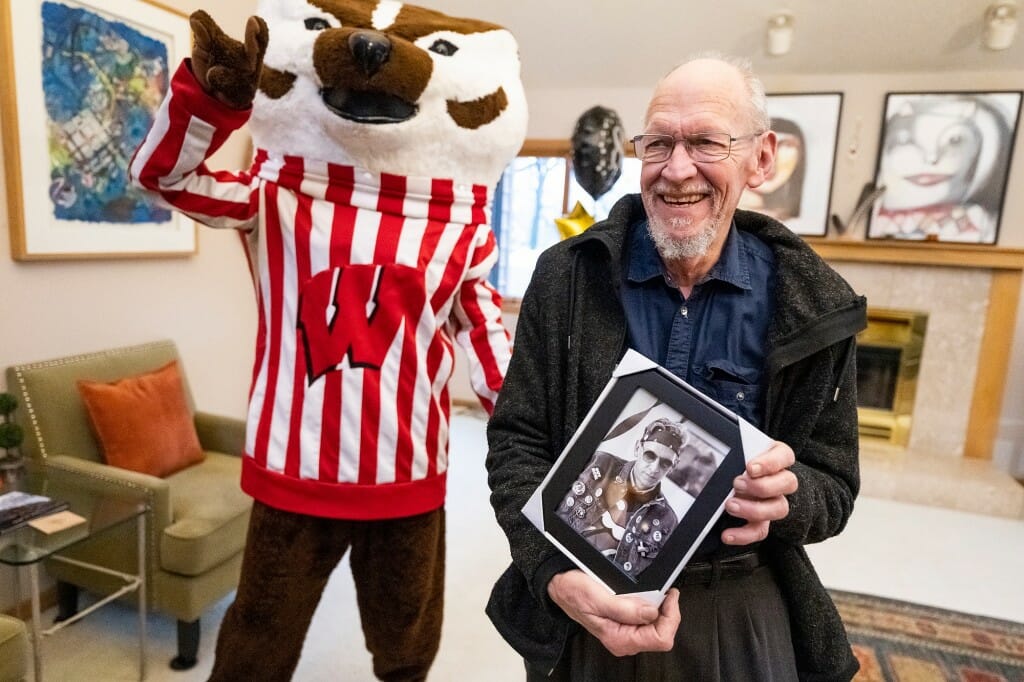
984, 2, 1018, 50
766, 11, 794, 56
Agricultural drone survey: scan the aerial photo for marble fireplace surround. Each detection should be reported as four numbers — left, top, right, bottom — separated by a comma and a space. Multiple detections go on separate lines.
809, 239, 1024, 461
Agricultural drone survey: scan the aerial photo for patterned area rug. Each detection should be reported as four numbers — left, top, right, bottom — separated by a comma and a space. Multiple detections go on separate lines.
830, 590, 1024, 681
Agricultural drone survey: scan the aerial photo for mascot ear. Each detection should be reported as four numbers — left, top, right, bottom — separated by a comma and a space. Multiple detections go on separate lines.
190, 10, 269, 110
571, 106, 625, 201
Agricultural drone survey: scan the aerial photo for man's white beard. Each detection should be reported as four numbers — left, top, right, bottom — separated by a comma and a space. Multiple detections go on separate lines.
648, 215, 719, 260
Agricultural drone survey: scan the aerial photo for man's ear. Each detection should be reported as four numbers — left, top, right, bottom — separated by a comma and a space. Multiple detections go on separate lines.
746, 130, 778, 190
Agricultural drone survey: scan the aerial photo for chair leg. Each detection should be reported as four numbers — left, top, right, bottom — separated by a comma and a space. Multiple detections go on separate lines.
170, 618, 200, 670
53, 581, 79, 623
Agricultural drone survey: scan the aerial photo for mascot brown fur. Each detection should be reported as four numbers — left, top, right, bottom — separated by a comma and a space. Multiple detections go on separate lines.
131, 1, 527, 679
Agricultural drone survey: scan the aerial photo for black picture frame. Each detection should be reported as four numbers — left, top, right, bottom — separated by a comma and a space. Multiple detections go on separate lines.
524, 351, 770, 601
866, 90, 1022, 244
738, 92, 843, 237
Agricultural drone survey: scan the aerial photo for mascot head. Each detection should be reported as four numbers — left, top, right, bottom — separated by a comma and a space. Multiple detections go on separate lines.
250, 0, 528, 186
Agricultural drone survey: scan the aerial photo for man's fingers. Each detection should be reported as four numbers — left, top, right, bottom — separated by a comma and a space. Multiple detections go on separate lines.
598, 590, 681, 656
596, 595, 659, 626
722, 519, 771, 545
746, 441, 795, 477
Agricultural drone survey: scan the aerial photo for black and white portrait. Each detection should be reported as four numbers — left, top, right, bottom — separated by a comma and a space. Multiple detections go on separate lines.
554, 392, 727, 578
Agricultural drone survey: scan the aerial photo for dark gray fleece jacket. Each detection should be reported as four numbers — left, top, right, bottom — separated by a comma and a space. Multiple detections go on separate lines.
485, 194, 866, 681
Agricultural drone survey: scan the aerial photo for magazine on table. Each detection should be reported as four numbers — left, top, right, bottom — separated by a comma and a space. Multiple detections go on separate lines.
0, 491, 70, 534
522, 350, 774, 605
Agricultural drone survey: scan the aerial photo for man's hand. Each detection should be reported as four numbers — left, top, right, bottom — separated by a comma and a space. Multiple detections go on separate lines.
547, 570, 680, 656
722, 440, 798, 546
190, 10, 269, 109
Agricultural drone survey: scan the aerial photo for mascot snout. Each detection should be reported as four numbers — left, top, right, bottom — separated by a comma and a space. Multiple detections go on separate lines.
313, 27, 430, 124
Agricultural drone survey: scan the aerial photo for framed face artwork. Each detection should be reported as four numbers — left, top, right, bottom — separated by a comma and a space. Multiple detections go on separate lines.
0, 0, 195, 260
738, 92, 843, 237
867, 91, 1022, 244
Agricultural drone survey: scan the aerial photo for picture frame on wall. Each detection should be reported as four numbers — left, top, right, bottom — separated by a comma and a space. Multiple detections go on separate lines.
866, 90, 1022, 245
522, 351, 773, 604
0, 0, 195, 261
738, 92, 843, 237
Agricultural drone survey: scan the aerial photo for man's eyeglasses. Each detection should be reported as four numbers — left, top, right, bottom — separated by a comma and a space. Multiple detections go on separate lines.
631, 131, 765, 163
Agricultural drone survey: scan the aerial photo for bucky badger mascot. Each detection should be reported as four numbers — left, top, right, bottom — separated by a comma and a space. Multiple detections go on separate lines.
131, 1, 526, 679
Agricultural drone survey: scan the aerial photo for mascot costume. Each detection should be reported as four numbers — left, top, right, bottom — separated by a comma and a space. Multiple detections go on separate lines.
131, 1, 526, 679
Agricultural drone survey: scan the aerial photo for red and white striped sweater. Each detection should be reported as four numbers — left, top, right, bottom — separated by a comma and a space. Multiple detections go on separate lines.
131, 63, 511, 519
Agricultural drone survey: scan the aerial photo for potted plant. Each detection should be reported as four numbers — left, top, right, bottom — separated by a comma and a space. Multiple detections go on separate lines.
0, 392, 26, 483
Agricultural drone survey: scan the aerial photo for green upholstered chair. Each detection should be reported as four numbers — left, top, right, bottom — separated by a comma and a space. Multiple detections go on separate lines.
5, 340, 251, 670
0, 614, 29, 682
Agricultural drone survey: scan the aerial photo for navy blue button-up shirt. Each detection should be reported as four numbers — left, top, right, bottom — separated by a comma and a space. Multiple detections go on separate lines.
621, 218, 777, 558
622, 219, 776, 427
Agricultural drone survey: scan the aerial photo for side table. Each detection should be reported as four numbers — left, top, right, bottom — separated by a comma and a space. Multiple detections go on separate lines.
0, 470, 148, 681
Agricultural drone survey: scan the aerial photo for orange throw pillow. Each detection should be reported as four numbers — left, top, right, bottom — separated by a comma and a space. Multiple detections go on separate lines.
77, 360, 204, 478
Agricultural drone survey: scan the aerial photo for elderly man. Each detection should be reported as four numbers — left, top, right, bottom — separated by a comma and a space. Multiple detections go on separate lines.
556, 418, 687, 577
486, 54, 866, 681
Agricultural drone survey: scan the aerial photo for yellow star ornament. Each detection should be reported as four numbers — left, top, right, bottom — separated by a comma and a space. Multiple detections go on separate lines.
555, 201, 595, 240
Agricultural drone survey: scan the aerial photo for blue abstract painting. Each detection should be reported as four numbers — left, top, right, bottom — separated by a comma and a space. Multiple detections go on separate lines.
41, 1, 171, 223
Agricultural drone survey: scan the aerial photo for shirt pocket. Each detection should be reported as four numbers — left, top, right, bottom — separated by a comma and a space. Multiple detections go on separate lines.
694, 359, 762, 423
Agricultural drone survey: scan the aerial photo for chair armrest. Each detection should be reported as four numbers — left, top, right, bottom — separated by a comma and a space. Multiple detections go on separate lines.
43, 454, 172, 532
194, 411, 246, 456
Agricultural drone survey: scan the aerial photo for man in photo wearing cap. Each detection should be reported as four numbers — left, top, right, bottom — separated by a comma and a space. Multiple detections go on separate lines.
555, 418, 686, 577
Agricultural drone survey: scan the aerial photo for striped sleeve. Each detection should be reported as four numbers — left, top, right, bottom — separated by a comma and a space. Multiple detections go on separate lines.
129, 60, 259, 231
452, 227, 511, 414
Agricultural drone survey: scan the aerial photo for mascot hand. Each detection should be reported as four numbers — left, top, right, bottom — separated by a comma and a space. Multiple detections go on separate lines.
189, 10, 268, 110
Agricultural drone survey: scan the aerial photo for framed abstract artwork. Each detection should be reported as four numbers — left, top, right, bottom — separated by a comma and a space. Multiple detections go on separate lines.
738, 92, 843, 237
1, 0, 194, 260
866, 91, 1022, 244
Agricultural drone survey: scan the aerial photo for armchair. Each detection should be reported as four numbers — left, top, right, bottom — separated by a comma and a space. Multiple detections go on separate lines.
5, 340, 251, 670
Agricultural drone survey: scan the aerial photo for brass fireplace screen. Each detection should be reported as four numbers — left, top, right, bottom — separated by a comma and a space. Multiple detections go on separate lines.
855, 308, 928, 446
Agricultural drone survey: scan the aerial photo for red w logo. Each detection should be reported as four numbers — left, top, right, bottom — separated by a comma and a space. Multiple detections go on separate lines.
297, 264, 426, 383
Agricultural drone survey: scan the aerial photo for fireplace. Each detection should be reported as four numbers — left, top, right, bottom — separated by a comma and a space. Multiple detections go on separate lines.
856, 308, 928, 445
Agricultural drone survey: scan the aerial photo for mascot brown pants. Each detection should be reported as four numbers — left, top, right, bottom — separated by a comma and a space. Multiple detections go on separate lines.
209, 500, 445, 682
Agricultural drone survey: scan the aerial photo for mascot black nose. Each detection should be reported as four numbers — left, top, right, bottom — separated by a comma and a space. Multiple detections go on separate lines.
349, 30, 391, 77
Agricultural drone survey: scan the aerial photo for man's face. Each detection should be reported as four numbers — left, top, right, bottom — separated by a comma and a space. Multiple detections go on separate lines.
640, 60, 774, 260
632, 442, 677, 490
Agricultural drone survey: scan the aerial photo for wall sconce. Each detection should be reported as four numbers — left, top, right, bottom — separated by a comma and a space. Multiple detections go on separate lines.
766, 12, 794, 56
984, 2, 1018, 50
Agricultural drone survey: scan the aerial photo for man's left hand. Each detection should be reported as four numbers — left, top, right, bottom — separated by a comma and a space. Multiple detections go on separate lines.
721, 441, 797, 546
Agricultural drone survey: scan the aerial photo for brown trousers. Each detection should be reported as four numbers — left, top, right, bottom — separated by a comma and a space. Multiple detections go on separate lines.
209, 500, 446, 682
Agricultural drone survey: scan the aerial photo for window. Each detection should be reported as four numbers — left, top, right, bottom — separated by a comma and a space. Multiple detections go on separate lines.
491, 140, 640, 300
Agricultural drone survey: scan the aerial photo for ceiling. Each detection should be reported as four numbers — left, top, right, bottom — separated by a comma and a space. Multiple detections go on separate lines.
426, 0, 1024, 89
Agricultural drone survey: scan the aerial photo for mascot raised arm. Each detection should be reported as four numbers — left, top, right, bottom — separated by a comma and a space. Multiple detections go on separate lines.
131, 1, 526, 679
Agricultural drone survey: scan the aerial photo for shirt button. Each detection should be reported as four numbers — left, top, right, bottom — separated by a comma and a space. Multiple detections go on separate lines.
680, 306, 688, 318
736, 391, 745, 401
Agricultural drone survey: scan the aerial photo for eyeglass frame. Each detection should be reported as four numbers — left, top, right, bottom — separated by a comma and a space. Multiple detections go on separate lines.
631, 131, 766, 163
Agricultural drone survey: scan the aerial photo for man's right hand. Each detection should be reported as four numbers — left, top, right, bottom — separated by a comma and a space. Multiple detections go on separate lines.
547, 569, 680, 656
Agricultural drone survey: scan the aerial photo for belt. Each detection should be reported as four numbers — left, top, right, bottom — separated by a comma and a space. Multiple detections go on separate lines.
675, 549, 767, 587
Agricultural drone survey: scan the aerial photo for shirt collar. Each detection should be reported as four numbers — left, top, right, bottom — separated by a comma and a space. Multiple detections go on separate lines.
627, 220, 752, 291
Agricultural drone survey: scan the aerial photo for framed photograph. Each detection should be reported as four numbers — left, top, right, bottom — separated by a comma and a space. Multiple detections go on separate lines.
522, 351, 773, 604
738, 92, 843, 237
866, 91, 1022, 244
1, 0, 195, 261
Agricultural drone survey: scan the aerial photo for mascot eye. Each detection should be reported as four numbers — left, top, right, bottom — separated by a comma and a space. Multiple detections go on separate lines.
429, 39, 459, 56
304, 18, 330, 30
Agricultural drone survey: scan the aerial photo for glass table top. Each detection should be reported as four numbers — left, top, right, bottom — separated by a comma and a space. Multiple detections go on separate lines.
0, 466, 145, 565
